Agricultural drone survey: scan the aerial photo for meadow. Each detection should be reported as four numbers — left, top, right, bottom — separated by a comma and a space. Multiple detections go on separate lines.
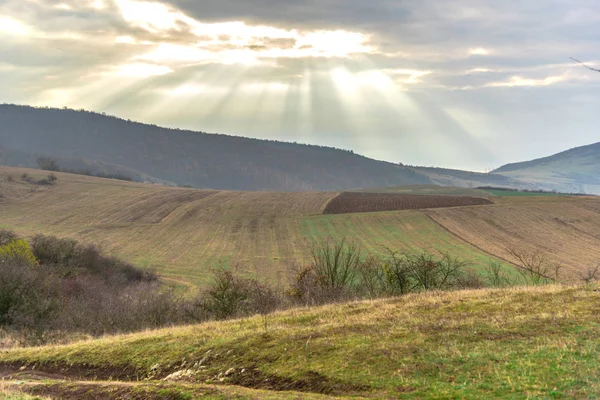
1, 285, 599, 399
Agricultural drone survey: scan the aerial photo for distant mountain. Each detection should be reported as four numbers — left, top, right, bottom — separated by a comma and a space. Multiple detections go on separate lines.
0, 104, 434, 191
411, 166, 534, 190
493, 142, 600, 194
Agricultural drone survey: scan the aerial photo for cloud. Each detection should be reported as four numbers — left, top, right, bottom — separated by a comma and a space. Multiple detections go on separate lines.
0, 0, 599, 170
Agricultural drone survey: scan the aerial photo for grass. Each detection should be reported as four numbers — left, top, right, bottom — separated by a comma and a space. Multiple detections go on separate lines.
1, 285, 599, 398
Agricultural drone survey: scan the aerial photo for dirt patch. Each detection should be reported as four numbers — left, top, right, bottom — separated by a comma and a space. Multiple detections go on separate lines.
21, 381, 217, 400
0, 362, 139, 382
324, 192, 492, 215
226, 367, 369, 395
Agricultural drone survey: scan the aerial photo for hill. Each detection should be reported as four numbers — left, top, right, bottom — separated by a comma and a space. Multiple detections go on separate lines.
411, 166, 534, 191
0, 104, 432, 191
0, 166, 512, 288
493, 142, 600, 194
1, 285, 599, 399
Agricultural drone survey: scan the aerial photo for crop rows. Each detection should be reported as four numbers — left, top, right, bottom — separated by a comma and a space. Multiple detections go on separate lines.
323, 192, 493, 214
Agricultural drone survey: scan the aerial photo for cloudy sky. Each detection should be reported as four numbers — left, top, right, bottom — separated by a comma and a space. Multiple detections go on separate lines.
1, 0, 599, 170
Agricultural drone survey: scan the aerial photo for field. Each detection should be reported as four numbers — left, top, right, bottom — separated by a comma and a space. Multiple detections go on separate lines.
3, 166, 600, 287
426, 196, 600, 279
1, 285, 600, 399
0, 167, 513, 288
323, 192, 492, 214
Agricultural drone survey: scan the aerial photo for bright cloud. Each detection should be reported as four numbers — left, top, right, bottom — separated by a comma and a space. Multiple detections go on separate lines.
485, 74, 568, 88
112, 63, 173, 77
0, 17, 32, 36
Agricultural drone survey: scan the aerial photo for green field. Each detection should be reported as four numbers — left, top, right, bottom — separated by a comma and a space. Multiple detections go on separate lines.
2, 285, 599, 399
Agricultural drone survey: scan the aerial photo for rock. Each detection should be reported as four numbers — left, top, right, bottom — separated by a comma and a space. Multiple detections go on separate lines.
198, 356, 209, 366
225, 368, 235, 376
162, 369, 196, 382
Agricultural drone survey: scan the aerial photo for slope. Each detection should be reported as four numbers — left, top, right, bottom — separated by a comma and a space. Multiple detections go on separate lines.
425, 196, 600, 279
1, 285, 599, 399
0, 104, 431, 191
493, 142, 600, 194
0, 166, 510, 288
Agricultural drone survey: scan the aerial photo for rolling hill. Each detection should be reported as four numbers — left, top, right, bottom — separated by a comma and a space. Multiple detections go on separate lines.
2, 285, 599, 399
2, 166, 600, 289
493, 142, 600, 194
0, 166, 514, 288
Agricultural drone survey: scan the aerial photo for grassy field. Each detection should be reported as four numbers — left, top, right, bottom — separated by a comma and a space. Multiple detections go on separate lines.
1, 284, 599, 399
0, 167, 513, 288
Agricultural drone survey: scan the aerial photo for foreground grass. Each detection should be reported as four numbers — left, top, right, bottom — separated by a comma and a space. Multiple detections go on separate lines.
1, 285, 600, 399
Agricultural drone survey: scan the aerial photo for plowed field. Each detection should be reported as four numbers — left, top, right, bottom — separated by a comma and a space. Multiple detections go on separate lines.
324, 192, 493, 214
425, 197, 600, 279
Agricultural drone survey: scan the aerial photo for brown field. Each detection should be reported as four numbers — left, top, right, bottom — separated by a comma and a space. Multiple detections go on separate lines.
0, 166, 513, 288
323, 192, 493, 214
425, 196, 600, 279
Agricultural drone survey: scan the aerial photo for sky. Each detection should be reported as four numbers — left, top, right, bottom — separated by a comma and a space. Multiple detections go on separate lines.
1, 0, 599, 171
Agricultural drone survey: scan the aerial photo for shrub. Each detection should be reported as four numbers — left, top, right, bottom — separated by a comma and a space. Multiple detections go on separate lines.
310, 237, 360, 296
30, 235, 77, 265
0, 230, 18, 247
382, 250, 413, 296
356, 255, 386, 299
507, 248, 561, 285
0, 239, 37, 267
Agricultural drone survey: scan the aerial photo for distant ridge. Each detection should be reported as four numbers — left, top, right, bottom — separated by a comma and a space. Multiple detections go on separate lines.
493, 142, 600, 194
0, 104, 431, 191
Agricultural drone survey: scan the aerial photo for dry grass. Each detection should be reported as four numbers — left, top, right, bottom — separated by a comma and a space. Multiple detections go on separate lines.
426, 196, 600, 279
1, 285, 599, 398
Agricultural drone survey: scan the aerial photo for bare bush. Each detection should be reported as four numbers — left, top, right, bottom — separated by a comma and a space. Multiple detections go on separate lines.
356, 255, 387, 299
507, 248, 561, 285
0, 230, 18, 247
382, 250, 413, 296
578, 266, 600, 284
310, 237, 360, 295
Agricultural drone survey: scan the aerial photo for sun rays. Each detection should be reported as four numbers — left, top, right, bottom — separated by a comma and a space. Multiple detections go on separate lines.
3, 0, 517, 169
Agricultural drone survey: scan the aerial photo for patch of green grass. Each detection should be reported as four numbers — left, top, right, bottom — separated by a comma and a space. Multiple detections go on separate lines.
299, 211, 515, 278
3, 285, 599, 399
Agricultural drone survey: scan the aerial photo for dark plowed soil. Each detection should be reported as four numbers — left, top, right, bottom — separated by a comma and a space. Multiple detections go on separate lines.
324, 192, 493, 214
